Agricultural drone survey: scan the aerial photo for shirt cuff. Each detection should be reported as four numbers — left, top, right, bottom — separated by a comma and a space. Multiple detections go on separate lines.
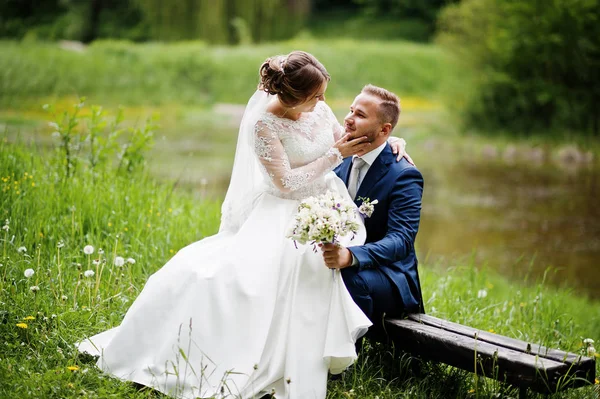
351, 252, 359, 267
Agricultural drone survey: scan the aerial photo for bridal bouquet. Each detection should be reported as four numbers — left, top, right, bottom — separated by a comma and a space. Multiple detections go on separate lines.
286, 191, 365, 249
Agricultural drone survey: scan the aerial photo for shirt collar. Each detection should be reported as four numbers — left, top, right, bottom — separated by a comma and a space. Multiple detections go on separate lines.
355, 141, 387, 167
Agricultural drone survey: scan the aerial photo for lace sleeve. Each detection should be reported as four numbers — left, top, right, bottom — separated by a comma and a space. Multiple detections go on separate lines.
254, 121, 343, 193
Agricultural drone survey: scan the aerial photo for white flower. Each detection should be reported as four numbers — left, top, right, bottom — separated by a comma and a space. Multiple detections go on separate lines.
84, 270, 95, 278
61, 295, 68, 301
583, 338, 595, 345
586, 346, 595, 357
48, 122, 59, 130
57, 241, 65, 248
114, 256, 125, 267
98, 248, 104, 255
126, 258, 136, 265
83, 245, 94, 255
24, 269, 34, 278
92, 259, 100, 266
17, 246, 27, 253
1, 224, 8, 231
29, 285, 40, 292
477, 289, 488, 299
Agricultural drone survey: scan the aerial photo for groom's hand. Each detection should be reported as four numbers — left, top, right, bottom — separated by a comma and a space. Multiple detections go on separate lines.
320, 243, 353, 269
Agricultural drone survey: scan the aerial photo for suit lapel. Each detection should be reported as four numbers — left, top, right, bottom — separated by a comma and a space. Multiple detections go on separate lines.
339, 157, 353, 186
355, 143, 394, 202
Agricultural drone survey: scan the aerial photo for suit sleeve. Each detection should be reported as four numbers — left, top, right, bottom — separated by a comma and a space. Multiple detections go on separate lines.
349, 167, 423, 269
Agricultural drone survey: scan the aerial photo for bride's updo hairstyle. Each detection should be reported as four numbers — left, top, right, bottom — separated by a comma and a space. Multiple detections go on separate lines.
258, 51, 330, 108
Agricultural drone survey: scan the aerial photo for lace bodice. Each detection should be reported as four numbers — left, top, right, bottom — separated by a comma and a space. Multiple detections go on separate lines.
253, 101, 344, 200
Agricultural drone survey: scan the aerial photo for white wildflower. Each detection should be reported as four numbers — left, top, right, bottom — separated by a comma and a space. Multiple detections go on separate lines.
587, 346, 595, 357
1, 224, 8, 232
126, 257, 136, 265
84, 270, 95, 278
17, 246, 27, 253
477, 289, 488, 299
42, 104, 49, 111
83, 245, 94, 255
61, 295, 68, 301
583, 338, 595, 345
98, 248, 104, 255
114, 256, 125, 267
24, 269, 34, 278
92, 259, 100, 266
57, 241, 65, 248
29, 285, 40, 292
48, 122, 59, 130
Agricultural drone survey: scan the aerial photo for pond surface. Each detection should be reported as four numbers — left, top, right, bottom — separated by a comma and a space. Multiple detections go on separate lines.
146, 105, 600, 300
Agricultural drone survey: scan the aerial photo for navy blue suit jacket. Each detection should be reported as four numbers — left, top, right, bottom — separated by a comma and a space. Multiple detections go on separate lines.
335, 143, 424, 313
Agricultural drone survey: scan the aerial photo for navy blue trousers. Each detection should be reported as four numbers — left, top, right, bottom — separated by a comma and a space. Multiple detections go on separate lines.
341, 266, 403, 336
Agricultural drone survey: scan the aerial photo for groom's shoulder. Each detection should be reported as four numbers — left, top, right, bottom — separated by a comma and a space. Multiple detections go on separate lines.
390, 158, 423, 183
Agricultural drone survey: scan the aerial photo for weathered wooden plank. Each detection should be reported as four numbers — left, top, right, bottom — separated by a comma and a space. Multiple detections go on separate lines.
385, 318, 594, 393
407, 314, 591, 366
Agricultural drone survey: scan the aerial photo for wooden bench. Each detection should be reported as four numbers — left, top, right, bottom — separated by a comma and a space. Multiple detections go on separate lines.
385, 314, 596, 398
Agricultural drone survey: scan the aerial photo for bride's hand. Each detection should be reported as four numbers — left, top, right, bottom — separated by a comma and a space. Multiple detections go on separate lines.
389, 137, 415, 165
333, 134, 372, 158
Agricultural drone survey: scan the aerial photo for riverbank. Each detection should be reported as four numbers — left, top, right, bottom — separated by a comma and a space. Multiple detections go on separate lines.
1, 121, 598, 397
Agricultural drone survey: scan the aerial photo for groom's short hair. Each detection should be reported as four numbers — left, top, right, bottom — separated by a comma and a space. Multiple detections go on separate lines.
361, 84, 401, 129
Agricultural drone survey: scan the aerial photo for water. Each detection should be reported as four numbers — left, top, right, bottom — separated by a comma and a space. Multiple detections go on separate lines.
418, 155, 600, 299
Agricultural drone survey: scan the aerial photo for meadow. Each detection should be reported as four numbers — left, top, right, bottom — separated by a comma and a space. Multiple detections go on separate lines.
1, 100, 598, 398
1, 38, 599, 398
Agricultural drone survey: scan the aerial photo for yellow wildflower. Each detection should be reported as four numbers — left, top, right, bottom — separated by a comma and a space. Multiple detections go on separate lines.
67, 383, 75, 389
67, 366, 79, 371
108, 222, 112, 227
156, 212, 161, 216
468, 389, 475, 393
16, 323, 28, 329
23, 316, 35, 321
31, 182, 35, 187
168, 208, 172, 213
124, 227, 128, 231
488, 329, 495, 333
147, 223, 151, 228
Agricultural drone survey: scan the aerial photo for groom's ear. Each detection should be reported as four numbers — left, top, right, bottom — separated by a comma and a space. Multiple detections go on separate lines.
380, 123, 392, 137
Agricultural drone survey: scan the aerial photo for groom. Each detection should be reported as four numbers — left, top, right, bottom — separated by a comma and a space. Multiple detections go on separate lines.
321, 84, 424, 336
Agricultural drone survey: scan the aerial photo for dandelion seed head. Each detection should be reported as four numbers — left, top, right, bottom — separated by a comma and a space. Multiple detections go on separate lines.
61, 295, 68, 301
83, 245, 94, 255
24, 269, 34, 278
17, 246, 26, 253
92, 259, 100, 266
114, 256, 125, 267
30, 285, 40, 292
126, 257, 135, 264
84, 270, 95, 278
98, 248, 104, 255
57, 241, 65, 248
477, 289, 488, 299
584, 338, 595, 345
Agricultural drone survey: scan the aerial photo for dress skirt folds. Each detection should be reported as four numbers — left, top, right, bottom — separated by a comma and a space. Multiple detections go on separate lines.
77, 172, 371, 399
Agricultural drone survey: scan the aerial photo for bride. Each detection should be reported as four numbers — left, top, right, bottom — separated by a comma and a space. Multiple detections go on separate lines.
78, 51, 407, 399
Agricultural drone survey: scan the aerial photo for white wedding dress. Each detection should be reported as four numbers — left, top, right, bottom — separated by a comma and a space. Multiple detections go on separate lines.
77, 92, 371, 399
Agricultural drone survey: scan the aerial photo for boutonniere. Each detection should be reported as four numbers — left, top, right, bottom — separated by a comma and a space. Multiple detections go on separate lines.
357, 197, 378, 218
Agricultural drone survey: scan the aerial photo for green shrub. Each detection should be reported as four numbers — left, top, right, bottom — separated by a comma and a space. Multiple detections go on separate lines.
437, 0, 600, 137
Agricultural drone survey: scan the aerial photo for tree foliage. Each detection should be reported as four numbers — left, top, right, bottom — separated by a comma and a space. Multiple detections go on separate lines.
438, 0, 600, 136
0, 0, 310, 44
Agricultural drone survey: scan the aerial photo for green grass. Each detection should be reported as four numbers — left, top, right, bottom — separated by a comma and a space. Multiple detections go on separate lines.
0, 38, 450, 108
0, 105, 598, 398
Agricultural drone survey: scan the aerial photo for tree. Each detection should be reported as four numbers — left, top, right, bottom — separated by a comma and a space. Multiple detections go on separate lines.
438, 0, 600, 136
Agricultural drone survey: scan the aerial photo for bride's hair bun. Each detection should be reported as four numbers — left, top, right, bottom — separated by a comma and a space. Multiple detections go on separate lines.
257, 51, 330, 108
258, 56, 286, 96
